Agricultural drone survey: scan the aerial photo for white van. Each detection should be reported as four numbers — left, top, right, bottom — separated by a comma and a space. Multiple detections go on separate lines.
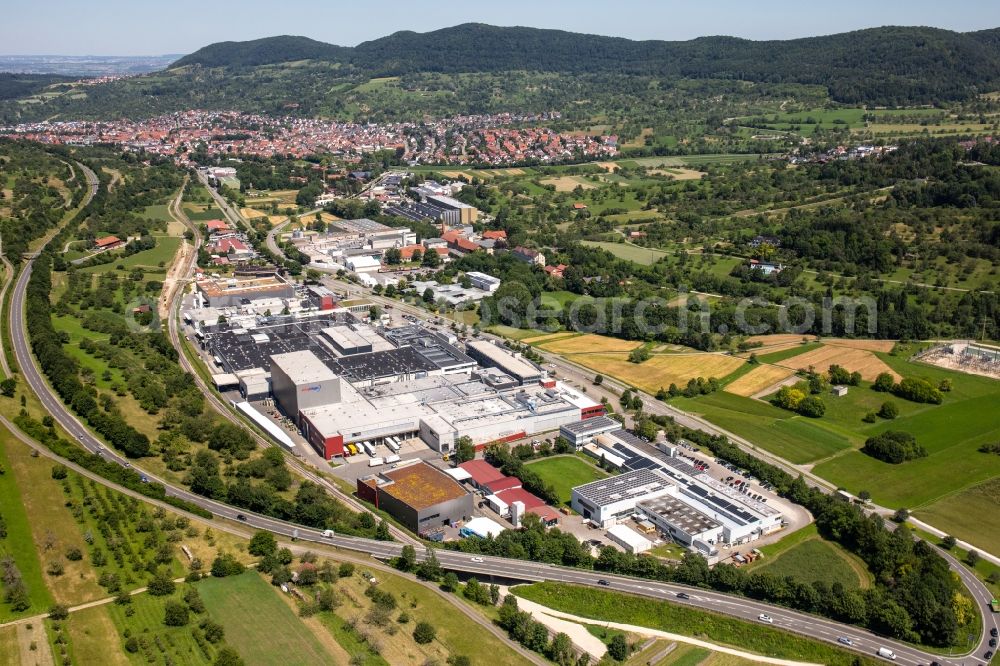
322, 529, 335, 538
877, 647, 896, 660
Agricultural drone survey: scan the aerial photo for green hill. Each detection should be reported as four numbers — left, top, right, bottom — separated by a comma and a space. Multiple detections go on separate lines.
4, 23, 1000, 123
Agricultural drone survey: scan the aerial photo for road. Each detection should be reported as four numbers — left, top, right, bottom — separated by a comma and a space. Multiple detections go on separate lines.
12, 174, 994, 666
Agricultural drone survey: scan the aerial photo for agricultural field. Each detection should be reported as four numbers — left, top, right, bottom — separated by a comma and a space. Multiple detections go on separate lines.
200, 572, 337, 665
915, 478, 1000, 555
772, 343, 900, 382
536, 333, 641, 354
540, 175, 597, 192
524, 455, 609, 506
723, 364, 795, 397
568, 352, 745, 395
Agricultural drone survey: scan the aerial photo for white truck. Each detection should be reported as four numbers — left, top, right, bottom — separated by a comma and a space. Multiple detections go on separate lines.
877, 647, 896, 660
368, 457, 384, 467
384, 454, 401, 464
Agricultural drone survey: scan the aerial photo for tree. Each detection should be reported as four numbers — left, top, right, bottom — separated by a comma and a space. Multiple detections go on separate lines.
396, 545, 417, 572
942, 535, 957, 550
214, 647, 245, 666
211, 553, 246, 578
163, 599, 189, 626
858, 489, 872, 502
441, 572, 459, 592
454, 436, 475, 464
375, 519, 391, 541
0, 378, 15, 397
48, 604, 69, 620
873, 373, 896, 392
863, 431, 926, 464
248, 531, 277, 557
798, 395, 826, 418
422, 287, 435, 304
893, 508, 910, 523
877, 401, 899, 419
593, 374, 604, 386
422, 248, 441, 267
413, 621, 437, 644
385, 247, 402, 265
607, 634, 629, 661
369, 305, 382, 321
147, 569, 175, 596
967, 550, 980, 567
201, 619, 225, 643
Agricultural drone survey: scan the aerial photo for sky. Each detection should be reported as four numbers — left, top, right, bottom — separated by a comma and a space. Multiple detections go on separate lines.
4, 0, 1000, 56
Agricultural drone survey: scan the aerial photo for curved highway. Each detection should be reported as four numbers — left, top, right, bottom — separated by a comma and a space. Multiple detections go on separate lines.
8, 174, 996, 666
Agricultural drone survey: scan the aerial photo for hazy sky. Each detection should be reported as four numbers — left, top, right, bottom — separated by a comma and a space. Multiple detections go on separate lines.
4, 0, 1000, 56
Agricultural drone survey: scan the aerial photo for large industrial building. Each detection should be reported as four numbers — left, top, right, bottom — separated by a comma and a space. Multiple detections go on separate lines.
465, 340, 544, 385
357, 462, 474, 534
571, 445, 783, 550
195, 275, 296, 308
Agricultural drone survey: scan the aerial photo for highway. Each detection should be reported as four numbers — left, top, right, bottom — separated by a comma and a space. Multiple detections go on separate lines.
8, 172, 994, 666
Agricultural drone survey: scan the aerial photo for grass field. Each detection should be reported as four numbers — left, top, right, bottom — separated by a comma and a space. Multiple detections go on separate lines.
81, 236, 181, 274
106, 587, 220, 665
915, 478, 1000, 556
672, 392, 852, 463
581, 240, 670, 265
752, 534, 870, 589
200, 572, 336, 665
0, 626, 17, 666
537, 333, 642, 354
67, 605, 131, 666
723, 364, 795, 397
541, 175, 597, 192
0, 429, 55, 621
4, 434, 105, 605
513, 583, 878, 666
525, 455, 609, 506
568, 353, 745, 395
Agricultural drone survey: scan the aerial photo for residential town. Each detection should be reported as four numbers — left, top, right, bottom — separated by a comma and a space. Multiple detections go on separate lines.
1, 109, 618, 166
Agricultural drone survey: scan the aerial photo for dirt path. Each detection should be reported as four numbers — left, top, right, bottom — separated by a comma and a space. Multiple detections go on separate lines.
16, 621, 53, 666
511, 591, 822, 666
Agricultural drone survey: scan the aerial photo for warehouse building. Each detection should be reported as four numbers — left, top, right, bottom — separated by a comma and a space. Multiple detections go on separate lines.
195, 275, 296, 308
425, 194, 479, 225
357, 462, 474, 534
637, 495, 722, 548
571, 468, 673, 526
560, 415, 621, 447
465, 271, 502, 293
465, 340, 544, 385
606, 523, 653, 554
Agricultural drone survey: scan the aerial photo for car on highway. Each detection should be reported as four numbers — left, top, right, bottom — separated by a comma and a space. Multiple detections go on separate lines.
837, 637, 854, 646
236, 514, 247, 521
470, 557, 484, 563
597, 579, 611, 586
676, 592, 690, 600
757, 614, 773, 623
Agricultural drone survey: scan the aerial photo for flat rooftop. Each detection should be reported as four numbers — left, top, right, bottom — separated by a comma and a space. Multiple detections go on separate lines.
270, 350, 338, 384
327, 346, 437, 382
203, 312, 348, 373
197, 276, 291, 298
378, 462, 469, 510
562, 415, 619, 436
639, 495, 721, 535
573, 468, 672, 507
466, 340, 542, 380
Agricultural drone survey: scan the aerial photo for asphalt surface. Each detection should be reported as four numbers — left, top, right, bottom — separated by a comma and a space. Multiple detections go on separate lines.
9, 174, 995, 666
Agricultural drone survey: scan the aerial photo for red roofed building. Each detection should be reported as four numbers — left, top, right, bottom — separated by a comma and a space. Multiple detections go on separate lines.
527, 505, 561, 526
544, 264, 567, 279
495, 487, 545, 510
206, 220, 230, 232
482, 230, 507, 240
212, 237, 251, 256
94, 235, 123, 250
484, 476, 522, 494
573, 203, 588, 210
458, 460, 505, 490
455, 237, 480, 254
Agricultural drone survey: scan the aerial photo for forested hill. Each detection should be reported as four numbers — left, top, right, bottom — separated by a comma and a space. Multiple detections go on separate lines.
171, 35, 352, 69
173, 23, 1000, 104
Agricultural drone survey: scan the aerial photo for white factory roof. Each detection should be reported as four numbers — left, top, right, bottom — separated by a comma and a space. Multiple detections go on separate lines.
211, 373, 239, 389
270, 350, 338, 384
554, 383, 601, 410
462, 516, 505, 538
347, 255, 382, 270
607, 524, 653, 551
427, 194, 474, 209
466, 340, 541, 380
235, 401, 295, 450
444, 467, 472, 482
322, 326, 369, 351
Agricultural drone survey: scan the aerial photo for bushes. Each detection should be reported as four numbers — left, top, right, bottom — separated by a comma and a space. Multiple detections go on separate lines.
877, 401, 899, 419
772, 386, 825, 417
862, 431, 927, 464
412, 621, 436, 644
210, 553, 245, 578
893, 377, 943, 404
